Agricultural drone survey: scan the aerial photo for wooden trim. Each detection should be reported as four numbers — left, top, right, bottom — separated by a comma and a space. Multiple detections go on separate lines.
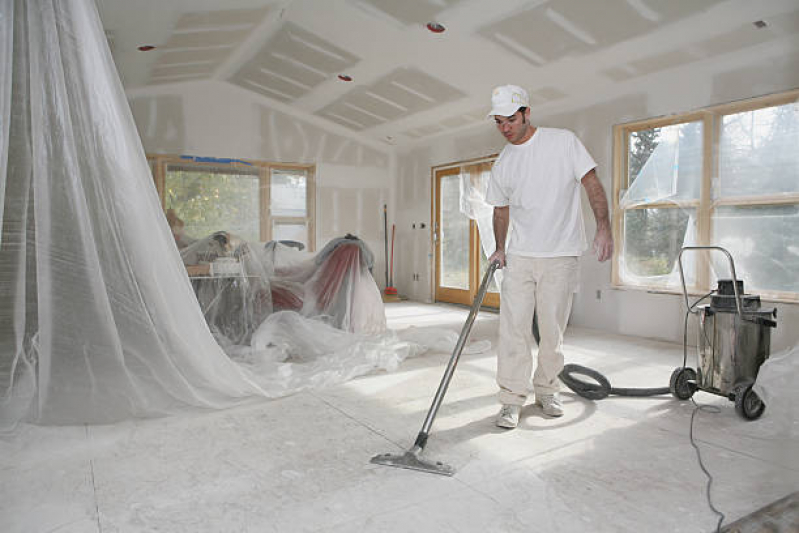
705, 88, 799, 115
430, 164, 436, 299
432, 153, 500, 173
259, 167, 270, 242
621, 200, 701, 209
615, 111, 707, 132
695, 113, 715, 291
306, 165, 316, 252
712, 194, 799, 207
611, 124, 625, 287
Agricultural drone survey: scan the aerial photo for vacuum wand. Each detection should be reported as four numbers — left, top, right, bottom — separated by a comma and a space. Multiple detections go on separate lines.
371, 261, 499, 476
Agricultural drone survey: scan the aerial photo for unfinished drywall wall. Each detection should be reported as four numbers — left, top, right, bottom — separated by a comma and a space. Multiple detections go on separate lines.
316, 162, 390, 285
396, 42, 799, 352
128, 80, 392, 274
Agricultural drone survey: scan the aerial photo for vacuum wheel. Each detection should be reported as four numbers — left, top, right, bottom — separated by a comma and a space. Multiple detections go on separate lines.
733, 381, 766, 420
669, 367, 697, 400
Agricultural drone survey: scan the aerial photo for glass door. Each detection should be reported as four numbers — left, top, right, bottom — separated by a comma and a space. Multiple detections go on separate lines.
434, 165, 499, 308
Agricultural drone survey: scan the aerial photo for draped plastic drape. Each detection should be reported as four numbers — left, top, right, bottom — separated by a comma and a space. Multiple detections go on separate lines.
0, 0, 473, 427
0, 0, 277, 426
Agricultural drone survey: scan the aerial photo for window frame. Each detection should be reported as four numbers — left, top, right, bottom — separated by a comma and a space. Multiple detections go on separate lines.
612, 89, 799, 303
148, 154, 316, 251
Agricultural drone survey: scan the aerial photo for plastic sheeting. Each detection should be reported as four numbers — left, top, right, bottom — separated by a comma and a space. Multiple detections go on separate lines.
458, 163, 505, 286
178, 232, 386, 347
752, 345, 799, 439
0, 0, 487, 428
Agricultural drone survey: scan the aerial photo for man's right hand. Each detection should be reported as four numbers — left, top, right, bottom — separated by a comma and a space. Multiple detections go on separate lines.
488, 249, 506, 268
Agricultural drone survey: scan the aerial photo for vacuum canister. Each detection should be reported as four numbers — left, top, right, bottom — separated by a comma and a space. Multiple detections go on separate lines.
697, 279, 777, 396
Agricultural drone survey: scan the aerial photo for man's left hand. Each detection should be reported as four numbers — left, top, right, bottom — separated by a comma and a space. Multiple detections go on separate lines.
592, 225, 613, 262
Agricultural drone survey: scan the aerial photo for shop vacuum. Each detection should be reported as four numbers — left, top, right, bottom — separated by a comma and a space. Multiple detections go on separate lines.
561, 246, 777, 419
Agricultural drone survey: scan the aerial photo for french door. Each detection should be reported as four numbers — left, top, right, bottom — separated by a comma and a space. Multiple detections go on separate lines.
434, 164, 499, 307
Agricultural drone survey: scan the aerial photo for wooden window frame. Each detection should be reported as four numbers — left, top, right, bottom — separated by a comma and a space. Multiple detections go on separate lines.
612, 89, 799, 302
148, 154, 316, 251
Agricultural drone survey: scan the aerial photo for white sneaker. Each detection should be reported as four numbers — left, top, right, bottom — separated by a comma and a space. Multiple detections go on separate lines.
496, 404, 521, 429
536, 394, 564, 417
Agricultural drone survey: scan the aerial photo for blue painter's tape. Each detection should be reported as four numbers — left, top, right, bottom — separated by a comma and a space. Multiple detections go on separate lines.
178, 154, 253, 166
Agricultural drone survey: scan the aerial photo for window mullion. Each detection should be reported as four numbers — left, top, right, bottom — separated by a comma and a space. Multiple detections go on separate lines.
260, 165, 270, 242
696, 112, 716, 292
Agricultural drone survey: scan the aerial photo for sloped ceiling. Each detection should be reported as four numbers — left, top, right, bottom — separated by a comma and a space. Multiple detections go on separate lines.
98, 0, 799, 150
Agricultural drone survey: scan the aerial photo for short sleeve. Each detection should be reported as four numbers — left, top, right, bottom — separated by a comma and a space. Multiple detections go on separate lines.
570, 132, 597, 182
485, 164, 509, 206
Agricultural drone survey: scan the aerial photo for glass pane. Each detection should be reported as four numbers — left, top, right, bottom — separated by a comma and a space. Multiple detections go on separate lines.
165, 166, 260, 243
272, 221, 308, 248
440, 175, 469, 290
712, 205, 799, 294
622, 208, 696, 285
719, 102, 799, 198
624, 121, 702, 204
271, 169, 307, 217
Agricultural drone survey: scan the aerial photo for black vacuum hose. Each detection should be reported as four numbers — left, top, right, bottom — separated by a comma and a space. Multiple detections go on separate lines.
529, 313, 670, 400
559, 364, 670, 400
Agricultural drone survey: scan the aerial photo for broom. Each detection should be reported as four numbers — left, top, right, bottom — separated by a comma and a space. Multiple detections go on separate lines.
385, 224, 397, 296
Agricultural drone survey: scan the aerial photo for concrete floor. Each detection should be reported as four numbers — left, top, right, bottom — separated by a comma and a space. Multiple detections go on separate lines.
2, 302, 797, 532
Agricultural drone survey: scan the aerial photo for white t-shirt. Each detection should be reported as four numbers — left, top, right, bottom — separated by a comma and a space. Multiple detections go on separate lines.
486, 127, 596, 257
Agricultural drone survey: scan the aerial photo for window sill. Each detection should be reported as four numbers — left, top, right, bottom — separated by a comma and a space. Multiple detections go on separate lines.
610, 283, 799, 305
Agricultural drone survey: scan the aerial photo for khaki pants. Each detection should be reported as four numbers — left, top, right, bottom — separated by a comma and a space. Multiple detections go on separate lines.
497, 255, 579, 406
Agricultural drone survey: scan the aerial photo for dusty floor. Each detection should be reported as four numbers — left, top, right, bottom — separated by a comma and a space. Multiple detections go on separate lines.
2, 302, 797, 532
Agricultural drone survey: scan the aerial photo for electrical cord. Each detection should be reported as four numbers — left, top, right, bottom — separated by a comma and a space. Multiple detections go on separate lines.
558, 289, 725, 531
690, 397, 725, 532
683, 290, 725, 533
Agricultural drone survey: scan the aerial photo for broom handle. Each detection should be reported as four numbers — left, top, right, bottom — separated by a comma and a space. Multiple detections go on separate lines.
390, 224, 395, 286
411, 261, 499, 451
383, 205, 389, 287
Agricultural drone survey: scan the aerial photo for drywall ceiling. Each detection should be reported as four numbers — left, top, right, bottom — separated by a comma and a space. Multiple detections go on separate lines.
97, 0, 799, 150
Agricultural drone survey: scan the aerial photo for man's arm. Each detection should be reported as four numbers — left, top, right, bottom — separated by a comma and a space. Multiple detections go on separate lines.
488, 206, 509, 268
581, 169, 613, 262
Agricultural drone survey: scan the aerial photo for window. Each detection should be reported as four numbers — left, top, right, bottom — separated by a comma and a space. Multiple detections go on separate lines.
613, 90, 799, 301
148, 155, 315, 251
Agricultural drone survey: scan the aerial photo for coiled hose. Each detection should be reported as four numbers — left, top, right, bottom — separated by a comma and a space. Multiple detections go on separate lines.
529, 313, 670, 400
559, 364, 670, 400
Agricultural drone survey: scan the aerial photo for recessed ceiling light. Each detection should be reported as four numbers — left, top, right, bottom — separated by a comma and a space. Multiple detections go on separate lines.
426, 22, 445, 33
753, 20, 768, 29
338, 74, 353, 82
137, 45, 157, 51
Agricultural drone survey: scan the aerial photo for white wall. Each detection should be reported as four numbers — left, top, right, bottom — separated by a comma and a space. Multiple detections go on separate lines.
128, 80, 394, 285
395, 41, 799, 352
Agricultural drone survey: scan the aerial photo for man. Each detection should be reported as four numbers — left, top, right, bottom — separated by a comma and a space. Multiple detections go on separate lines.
485, 85, 613, 429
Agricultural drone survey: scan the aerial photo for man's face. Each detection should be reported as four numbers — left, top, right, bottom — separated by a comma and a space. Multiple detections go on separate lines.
494, 109, 529, 145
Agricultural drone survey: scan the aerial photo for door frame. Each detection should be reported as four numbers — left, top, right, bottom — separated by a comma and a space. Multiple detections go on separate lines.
431, 157, 500, 308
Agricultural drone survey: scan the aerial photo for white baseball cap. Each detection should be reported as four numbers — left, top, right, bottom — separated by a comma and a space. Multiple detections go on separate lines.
487, 85, 530, 118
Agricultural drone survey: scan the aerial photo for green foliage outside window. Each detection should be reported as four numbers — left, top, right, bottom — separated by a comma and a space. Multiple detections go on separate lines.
166, 169, 260, 243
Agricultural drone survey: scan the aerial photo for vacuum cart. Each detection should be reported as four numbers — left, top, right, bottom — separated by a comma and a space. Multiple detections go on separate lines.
670, 246, 777, 419
371, 261, 499, 476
